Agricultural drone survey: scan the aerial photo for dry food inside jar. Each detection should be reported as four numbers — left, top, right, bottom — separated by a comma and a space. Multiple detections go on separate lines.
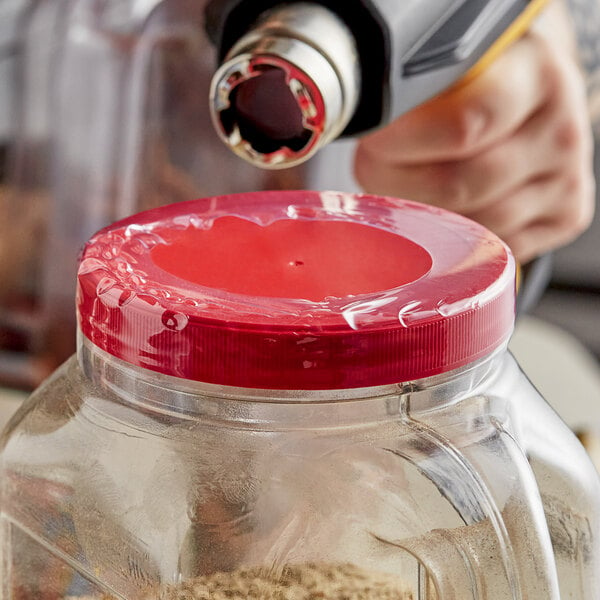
68, 563, 416, 599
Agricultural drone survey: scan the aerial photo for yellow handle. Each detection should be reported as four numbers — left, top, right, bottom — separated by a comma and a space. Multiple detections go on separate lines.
461, 0, 549, 84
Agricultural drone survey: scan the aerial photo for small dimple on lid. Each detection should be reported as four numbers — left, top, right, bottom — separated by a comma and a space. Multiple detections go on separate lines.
76, 191, 515, 389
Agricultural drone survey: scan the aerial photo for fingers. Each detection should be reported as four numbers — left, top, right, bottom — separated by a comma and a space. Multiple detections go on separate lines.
354, 99, 578, 213
467, 169, 596, 263
356, 30, 552, 163
508, 203, 595, 264
353, 10, 596, 263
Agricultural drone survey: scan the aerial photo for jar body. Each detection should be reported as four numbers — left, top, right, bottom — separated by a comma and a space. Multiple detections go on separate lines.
1, 341, 599, 599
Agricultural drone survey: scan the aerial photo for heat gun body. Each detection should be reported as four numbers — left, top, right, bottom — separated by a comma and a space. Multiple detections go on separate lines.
206, 0, 544, 168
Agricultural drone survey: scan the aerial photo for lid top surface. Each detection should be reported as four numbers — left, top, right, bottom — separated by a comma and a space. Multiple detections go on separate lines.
77, 191, 515, 389
150, 215, 434, 302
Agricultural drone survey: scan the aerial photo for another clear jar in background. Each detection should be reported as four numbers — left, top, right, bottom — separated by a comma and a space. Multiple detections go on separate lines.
1, 191, 598, 599
0, 0, 306, 389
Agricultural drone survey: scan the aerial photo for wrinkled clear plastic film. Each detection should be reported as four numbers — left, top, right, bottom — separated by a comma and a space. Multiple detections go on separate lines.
2, 190, 599, 599
76, 190, 515, 389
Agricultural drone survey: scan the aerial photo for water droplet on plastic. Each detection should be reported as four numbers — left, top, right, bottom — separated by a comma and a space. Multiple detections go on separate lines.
162, 311, 189, 331
79, 258, 109, 275
286, 205, 317, 220
97, 277, 117, 296
118, 289, 136, 307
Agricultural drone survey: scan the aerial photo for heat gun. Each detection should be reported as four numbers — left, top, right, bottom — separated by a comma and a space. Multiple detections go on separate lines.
206, 0, 547, 169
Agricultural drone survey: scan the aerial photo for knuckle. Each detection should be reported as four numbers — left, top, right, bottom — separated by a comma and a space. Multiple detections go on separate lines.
446, 103, 491, 155
559, 172, 596, 234
353, 144, 380, 191
425, 162, 472, 210
529, 31, 563, 87
553, 118, 586, 155
352, 146, 369, 186
487, 202, 515, 233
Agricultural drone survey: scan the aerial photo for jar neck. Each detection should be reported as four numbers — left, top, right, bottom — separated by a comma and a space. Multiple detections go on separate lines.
77, 331, 510, 428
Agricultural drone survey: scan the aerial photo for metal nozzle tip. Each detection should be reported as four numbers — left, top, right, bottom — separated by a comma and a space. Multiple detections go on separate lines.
209, 3, 360, 170
210, 56, 325, 169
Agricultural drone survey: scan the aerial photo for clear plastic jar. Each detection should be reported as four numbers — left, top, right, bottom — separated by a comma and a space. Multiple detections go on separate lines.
1, 190, 599, 599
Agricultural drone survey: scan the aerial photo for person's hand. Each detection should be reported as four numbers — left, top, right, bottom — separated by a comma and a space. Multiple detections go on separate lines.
353, 0, 595, 263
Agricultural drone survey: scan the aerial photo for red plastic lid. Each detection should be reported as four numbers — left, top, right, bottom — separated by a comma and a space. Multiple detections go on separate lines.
77, 191, 515, 389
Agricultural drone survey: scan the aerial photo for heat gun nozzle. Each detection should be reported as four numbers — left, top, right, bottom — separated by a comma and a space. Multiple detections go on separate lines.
209, 3, 360, 170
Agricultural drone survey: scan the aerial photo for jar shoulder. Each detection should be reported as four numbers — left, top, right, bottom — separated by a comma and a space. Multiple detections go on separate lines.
1, 356, 81, 440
